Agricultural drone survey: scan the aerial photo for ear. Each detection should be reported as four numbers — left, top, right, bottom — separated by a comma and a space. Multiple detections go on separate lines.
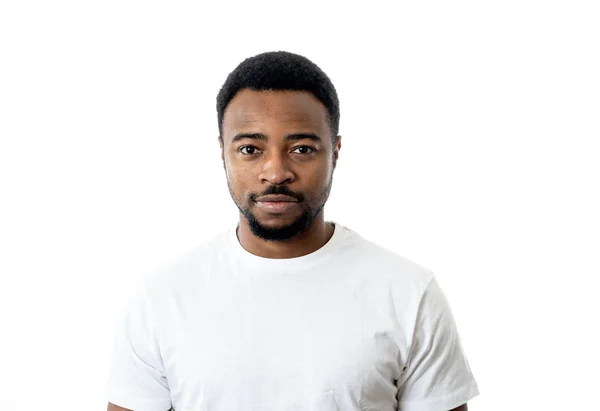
218, 136, 224, 161
333, 135, 342, 168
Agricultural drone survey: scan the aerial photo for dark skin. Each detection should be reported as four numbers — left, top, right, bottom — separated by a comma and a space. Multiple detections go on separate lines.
219, 89, 341, 258
106, 89, 469, 411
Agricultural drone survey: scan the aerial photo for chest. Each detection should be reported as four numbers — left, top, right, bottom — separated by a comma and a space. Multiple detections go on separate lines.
160, 276, 404, 410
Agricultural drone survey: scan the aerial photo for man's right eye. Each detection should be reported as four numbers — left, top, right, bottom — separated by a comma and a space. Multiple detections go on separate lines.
240, 146, 260, 155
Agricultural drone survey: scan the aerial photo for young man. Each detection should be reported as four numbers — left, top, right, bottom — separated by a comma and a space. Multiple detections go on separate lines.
106, 51, 479, 411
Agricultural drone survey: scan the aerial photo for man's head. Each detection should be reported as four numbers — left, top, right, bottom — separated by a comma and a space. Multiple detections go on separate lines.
217, 51, 342, 243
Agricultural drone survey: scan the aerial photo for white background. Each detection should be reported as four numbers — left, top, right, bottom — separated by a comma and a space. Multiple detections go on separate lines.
1, 1, 598, 410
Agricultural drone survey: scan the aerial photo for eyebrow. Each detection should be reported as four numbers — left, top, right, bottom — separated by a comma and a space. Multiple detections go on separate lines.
230, 133, 323, 145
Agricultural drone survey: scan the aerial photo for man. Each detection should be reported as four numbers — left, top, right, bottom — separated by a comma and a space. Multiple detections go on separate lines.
106, 51, 479, 411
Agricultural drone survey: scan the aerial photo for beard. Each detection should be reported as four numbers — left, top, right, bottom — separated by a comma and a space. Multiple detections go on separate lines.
226, 172, 333, 243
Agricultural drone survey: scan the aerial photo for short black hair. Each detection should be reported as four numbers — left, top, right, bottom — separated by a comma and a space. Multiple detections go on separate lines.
216, 51, 340, 146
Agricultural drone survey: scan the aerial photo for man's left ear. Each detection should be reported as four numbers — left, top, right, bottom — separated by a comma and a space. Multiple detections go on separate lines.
333, 135, 342, 168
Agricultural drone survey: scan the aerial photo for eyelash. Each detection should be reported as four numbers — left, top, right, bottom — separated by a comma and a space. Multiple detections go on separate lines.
238, 145, 317, 155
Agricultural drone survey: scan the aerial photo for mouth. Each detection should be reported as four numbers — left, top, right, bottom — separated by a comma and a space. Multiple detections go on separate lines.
255, 201, 299, 213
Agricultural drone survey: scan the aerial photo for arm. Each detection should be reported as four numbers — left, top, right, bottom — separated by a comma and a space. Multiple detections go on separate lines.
106, 404, 174, 411
396, 277, 479, 411
107, 403, 132, 411
106, 277, 172, 411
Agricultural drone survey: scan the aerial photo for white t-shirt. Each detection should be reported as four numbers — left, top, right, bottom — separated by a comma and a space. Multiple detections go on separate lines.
106, 221, 479, 411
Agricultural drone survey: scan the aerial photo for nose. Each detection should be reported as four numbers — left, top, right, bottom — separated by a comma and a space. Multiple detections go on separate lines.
259, 152, 295, 185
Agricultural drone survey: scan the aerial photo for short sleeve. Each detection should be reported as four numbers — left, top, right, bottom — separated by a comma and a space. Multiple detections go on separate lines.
397, 276, 480, 411
106, 277, 172, 411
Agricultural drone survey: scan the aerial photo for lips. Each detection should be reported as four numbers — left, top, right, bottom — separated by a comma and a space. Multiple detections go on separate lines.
254, 195, 299, 213
255, 201, 298, 213
255, 194, 298, 202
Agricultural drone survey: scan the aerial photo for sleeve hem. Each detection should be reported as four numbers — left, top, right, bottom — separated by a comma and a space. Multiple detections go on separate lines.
107, 389, 172, 411
398, 380, 480, 411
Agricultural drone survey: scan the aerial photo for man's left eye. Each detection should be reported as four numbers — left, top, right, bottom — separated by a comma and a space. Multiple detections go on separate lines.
293, 146, 316, 154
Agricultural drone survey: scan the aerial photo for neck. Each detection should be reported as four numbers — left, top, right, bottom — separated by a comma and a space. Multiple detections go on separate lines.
236, 215, 334, 259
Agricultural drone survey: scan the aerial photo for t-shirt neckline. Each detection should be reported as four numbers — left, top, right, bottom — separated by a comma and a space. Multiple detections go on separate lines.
228, 221, 344, 271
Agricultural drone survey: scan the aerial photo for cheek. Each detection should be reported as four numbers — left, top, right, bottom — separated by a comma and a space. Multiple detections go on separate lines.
227, 170, 254, 197
312, 164, 333, 185
225, 163, 244, 181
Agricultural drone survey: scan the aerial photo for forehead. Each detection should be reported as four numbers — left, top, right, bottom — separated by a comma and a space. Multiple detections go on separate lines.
222, 89, 329, 140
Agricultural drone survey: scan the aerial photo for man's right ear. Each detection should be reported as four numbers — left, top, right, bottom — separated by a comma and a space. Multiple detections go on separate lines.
218, 136, 224, 161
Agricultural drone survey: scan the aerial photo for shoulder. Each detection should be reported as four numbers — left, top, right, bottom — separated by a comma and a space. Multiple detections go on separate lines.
343, 227, 435, 291
139, 230, 226, 297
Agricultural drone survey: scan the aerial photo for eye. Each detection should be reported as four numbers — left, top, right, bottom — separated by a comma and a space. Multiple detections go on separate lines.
239, 145, 261, 155
292, 146, 316, 155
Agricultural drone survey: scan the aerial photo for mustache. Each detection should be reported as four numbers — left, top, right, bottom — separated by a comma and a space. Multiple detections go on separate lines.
253, 187, 302, 202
